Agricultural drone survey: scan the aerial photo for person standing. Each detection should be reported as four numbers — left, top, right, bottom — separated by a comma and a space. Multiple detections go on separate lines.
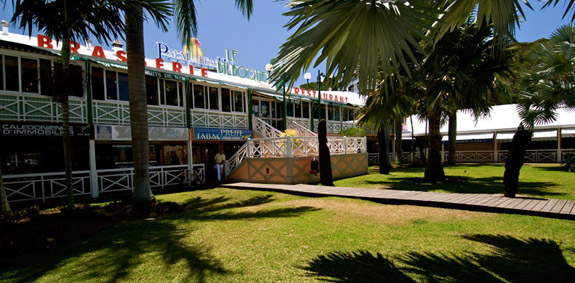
214, 149, 226, 182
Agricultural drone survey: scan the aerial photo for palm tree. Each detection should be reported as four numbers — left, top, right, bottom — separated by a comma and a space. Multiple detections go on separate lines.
10, 0, 133, 209
125, 0, 253, 202
420, 22, 513, 181
517, 24, 575, 126
270, 0, 539, 92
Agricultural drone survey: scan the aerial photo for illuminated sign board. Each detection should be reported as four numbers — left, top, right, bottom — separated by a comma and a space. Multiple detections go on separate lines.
194, 128, 252, 140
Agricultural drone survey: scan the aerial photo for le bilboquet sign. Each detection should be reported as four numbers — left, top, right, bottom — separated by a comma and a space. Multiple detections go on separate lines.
158, 42, 268, 82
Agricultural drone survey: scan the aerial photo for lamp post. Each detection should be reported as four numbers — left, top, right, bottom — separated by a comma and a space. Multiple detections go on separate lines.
266, 63, 287, 130
316, 71, 325, 131
304, 72, 312, 129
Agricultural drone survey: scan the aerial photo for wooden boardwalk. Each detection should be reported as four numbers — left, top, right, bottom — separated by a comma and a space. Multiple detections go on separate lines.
223, 182, 575, 220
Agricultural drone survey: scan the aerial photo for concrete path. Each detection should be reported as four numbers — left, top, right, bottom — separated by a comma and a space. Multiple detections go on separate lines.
222, 182, 575, 220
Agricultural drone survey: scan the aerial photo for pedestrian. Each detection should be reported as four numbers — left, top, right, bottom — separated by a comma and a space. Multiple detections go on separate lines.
215, 149, 226, 182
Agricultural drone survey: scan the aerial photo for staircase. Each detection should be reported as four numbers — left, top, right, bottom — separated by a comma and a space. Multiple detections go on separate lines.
225, 116, 367, 178
288, 120, 317, 137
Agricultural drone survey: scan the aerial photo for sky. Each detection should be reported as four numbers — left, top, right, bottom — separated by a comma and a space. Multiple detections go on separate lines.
1, 0, 573, 86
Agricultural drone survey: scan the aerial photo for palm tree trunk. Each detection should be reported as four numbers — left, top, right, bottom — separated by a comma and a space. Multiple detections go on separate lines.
394, 119, 403, 163
425, 109, 445, 182
126, 6, 153, 201
0, 162, 10, 213
318, 120, 334, 186
378, 124, 390, 175
61, 35, 74, 210
448, 112, 457, 164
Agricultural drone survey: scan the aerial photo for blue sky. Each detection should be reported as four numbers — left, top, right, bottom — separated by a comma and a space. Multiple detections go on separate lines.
1, 0, 573, 86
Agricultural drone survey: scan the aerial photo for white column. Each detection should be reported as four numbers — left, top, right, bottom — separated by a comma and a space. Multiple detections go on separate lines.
493, 132, 498, 163
441, 139, 445, 163
89, 140, 99, 198
187, 139, 193, 173
557, 128, 562, 162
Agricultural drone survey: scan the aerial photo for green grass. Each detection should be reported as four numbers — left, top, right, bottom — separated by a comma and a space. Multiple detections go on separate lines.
2, 185, 575, 282
335, 164, 575, 200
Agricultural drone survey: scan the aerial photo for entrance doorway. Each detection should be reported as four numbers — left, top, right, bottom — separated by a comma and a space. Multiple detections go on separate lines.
252, 96, 283, 130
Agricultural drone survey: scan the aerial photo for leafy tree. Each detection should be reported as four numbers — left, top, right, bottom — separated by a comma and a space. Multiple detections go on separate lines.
10, 0, 131, 209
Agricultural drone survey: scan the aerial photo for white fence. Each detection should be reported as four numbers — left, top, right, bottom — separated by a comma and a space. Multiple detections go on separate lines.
3, 164, 206, 203
367, 149, 575, 165
226, 136, 367, 175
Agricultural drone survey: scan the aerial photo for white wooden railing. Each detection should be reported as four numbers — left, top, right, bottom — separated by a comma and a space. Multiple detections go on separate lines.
0, 93, 87, 123
226, 136, 367, 176
366, 149, 575, 165
3, 164, 206, 203
253, 116, 283, 138
93, 101, 187, 127
191, 109, 248, 129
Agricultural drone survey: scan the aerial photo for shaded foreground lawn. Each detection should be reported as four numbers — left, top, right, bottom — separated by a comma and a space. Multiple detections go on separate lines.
2, 188, 574, 282
335, 164, 575, 200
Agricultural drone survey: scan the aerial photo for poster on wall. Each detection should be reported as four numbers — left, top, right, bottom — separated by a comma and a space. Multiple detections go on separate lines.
194, 128, 252, 140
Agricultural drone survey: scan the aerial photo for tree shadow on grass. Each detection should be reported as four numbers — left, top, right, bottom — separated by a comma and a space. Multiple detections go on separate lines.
302, 234, 575, 283
1, 195, 319, 282
364, 176, 565, 197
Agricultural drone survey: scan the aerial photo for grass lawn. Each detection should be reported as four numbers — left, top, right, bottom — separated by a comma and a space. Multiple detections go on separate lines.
2, 182, 575, 282
336, 164, 575, 200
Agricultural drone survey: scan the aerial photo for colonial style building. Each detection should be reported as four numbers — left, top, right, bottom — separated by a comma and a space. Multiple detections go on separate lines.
0, 30, 368, 203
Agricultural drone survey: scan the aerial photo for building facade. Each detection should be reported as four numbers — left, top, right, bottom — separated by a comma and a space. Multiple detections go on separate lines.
0, 31, 367, 203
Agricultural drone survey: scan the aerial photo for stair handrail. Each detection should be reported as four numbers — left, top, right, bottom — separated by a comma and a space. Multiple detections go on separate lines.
288, 120, 317, 137
225, 140, 250, 177
252, 116, 283, 138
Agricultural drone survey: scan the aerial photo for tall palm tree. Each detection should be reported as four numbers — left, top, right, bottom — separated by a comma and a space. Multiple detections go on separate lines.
125, 0, 253, 202
419, 22, 513, 181
10, 0, 135, 209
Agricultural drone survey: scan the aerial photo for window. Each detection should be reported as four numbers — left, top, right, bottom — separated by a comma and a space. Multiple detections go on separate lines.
163, 79, 179, 106
1, 55, 82, 96
193, 84, 206, 108
294, 102, 302, 118
221, 88, 231, 112
287, 102, 294, 117
233, 90, 244, 112
92, 67, 128, 101
118, 72, 129, 101
146, 76, 159, 105
328, 105, 339, 121
105, 70, 118, 100
209, 86, 219, 110
302, 102, 310, 118
4, 56, 19, 91
21, 58, 39, 93
92, 67, 105, 100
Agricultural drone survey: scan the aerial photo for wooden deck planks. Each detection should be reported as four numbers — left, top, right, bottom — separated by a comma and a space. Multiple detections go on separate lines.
223, 183, 575, 219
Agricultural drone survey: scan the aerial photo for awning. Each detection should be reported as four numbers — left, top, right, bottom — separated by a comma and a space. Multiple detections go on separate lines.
561, 129, 575, 137
253, 90, 298, 103
496, 130, 558, 142
442, 133, 493, 143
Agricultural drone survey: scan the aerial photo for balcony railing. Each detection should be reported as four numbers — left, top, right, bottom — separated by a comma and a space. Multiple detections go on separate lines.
0, 93, 87, 123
